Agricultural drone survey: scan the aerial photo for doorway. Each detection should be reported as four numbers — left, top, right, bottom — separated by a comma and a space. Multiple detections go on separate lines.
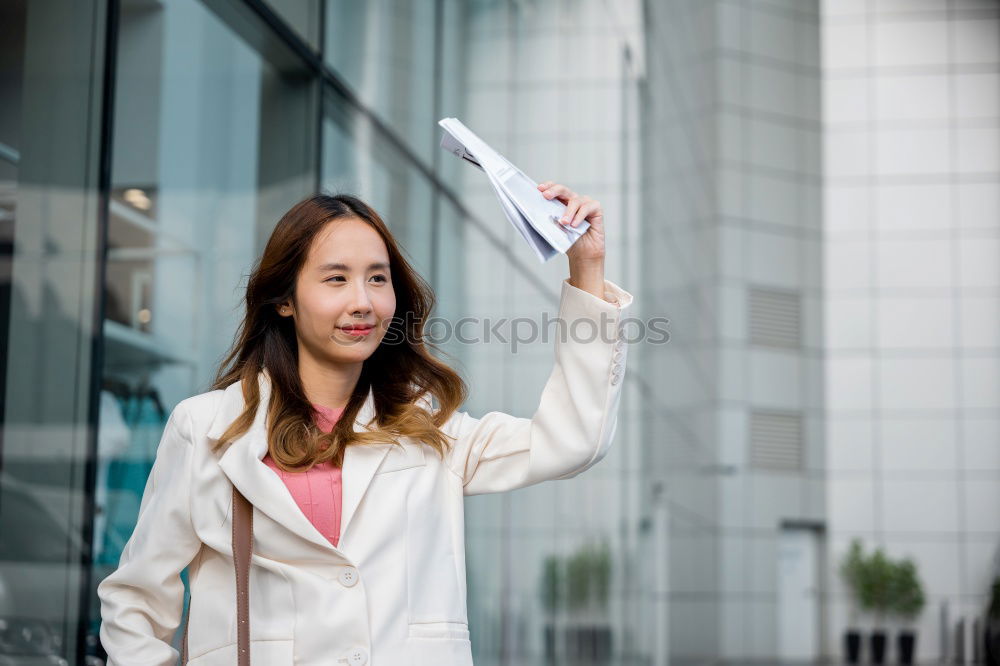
777, 523, 824, 660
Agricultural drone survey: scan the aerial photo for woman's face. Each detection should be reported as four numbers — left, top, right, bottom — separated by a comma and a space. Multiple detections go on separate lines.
278, 216, 396, 366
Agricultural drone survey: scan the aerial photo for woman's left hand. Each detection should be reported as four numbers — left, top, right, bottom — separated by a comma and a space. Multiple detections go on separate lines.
537, 181, 605, 264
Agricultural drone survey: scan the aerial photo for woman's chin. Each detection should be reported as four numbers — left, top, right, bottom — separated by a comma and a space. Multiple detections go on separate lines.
327, 337, 378, 360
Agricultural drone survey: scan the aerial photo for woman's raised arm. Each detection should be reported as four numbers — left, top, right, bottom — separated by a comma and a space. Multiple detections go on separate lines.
443, 276, 633, 494
444, 182, 632, 493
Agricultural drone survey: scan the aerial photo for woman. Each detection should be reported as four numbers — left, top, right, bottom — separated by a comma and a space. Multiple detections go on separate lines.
97, 182, 633, 666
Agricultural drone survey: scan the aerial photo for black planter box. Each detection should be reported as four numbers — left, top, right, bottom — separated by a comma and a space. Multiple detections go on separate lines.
845, 630, 862, 664
542, 622, 613, 664
986, 620, 1000, 666
898, 630, 916, 665
871, 631, 887, 664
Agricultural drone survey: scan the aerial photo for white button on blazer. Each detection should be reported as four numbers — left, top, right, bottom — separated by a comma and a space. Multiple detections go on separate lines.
97, 277, 634, 666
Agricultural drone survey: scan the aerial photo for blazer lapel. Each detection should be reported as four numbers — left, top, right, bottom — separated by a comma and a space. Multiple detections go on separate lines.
339, 392, 393, 544
207, 370, 392, 553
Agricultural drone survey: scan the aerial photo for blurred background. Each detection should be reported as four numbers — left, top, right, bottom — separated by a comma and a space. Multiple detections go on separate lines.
0, 0, 998, 664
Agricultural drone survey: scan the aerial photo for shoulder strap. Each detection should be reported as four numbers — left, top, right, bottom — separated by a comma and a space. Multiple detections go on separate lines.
232, 486, 253, 666
181, 486, 253, 665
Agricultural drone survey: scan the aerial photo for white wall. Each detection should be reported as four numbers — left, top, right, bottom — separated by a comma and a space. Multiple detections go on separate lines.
710, 0, 826, 659
821, 0, 1000, 662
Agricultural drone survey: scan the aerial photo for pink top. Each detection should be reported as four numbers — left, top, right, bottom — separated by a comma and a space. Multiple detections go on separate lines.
262, 404, 345, 548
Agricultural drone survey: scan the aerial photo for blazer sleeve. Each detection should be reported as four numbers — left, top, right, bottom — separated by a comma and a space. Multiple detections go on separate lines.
443, 277, 633, 496
97, 400, 202, 666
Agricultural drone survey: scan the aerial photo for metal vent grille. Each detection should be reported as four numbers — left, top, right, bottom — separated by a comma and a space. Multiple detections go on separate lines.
750, 410, 803, 471
749, 288, 800, 348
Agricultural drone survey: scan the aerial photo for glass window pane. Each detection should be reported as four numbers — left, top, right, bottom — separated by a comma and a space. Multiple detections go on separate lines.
324, 0, 441, 164
0, 1, 107, 663
263, 0, 321, 50
91, 0, 316, 661
322, 86, 434, 277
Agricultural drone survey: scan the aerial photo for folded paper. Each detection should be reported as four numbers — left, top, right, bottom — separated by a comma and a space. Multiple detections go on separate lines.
439, 117, 590, 263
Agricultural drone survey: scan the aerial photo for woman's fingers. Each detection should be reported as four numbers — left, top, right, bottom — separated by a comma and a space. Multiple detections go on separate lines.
538, 182, 600, 226
571, 199, 602, 227
561, 195, 590, 225
539, 182, 577, 203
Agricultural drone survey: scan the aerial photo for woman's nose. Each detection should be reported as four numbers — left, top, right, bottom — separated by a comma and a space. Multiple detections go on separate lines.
349, 282, 374, 312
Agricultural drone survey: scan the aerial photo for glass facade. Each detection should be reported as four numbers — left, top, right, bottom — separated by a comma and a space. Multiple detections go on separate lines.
2, 0, 110, 661
1, 0, 998, 665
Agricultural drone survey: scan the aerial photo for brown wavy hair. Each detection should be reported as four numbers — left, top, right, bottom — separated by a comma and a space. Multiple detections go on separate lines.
210, 193, 468, 471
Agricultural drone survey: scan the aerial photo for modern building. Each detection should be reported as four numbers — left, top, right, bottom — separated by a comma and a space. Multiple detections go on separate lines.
0, 0, 996, 664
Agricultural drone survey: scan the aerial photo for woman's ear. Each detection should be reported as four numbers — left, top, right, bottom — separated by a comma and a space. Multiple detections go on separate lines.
276, 302, 294, 318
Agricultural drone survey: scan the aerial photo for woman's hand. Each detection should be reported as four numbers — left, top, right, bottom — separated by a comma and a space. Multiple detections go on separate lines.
537, 181, 606, 264
537, 181, 606, 300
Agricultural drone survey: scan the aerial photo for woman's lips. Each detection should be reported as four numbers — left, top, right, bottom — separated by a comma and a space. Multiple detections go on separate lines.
340, 326, 374, 337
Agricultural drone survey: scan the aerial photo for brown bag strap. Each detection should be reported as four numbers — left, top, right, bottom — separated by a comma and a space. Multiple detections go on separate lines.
232, 486, 253, 666
181, 485, 253, 665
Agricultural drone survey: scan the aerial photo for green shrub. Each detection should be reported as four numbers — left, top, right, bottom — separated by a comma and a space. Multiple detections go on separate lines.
858, 547, 894, 618
539, 541, 612, 613
888, 557, 926, 621
987, 576, 1000, 620
839, 539, 926, 626
540, 555, 562, 613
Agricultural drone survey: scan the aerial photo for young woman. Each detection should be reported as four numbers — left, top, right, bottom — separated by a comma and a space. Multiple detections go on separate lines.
97, 182, 633, 666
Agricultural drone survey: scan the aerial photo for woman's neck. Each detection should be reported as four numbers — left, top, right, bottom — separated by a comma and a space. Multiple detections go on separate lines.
297, 358, 362, 410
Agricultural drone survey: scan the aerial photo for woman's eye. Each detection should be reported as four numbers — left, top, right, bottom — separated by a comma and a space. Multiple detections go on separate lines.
324, 275, 387, 283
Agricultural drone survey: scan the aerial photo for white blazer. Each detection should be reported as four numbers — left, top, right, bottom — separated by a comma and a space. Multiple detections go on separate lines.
98, 277, 634, 666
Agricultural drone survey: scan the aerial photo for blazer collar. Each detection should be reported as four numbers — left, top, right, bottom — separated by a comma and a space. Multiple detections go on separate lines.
206, 370, 393, 554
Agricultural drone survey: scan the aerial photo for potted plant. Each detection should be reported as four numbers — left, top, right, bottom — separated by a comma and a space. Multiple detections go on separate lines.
591, 542, 612, 657
539, 555, 562, 661
858, 547, 895, 664
565, 545, 591, 658
566, 541, 612, 661
839, 539, 866, 664
985, 576, 1000, 666
888, 557, 926, 665
539, 541, 613, 663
